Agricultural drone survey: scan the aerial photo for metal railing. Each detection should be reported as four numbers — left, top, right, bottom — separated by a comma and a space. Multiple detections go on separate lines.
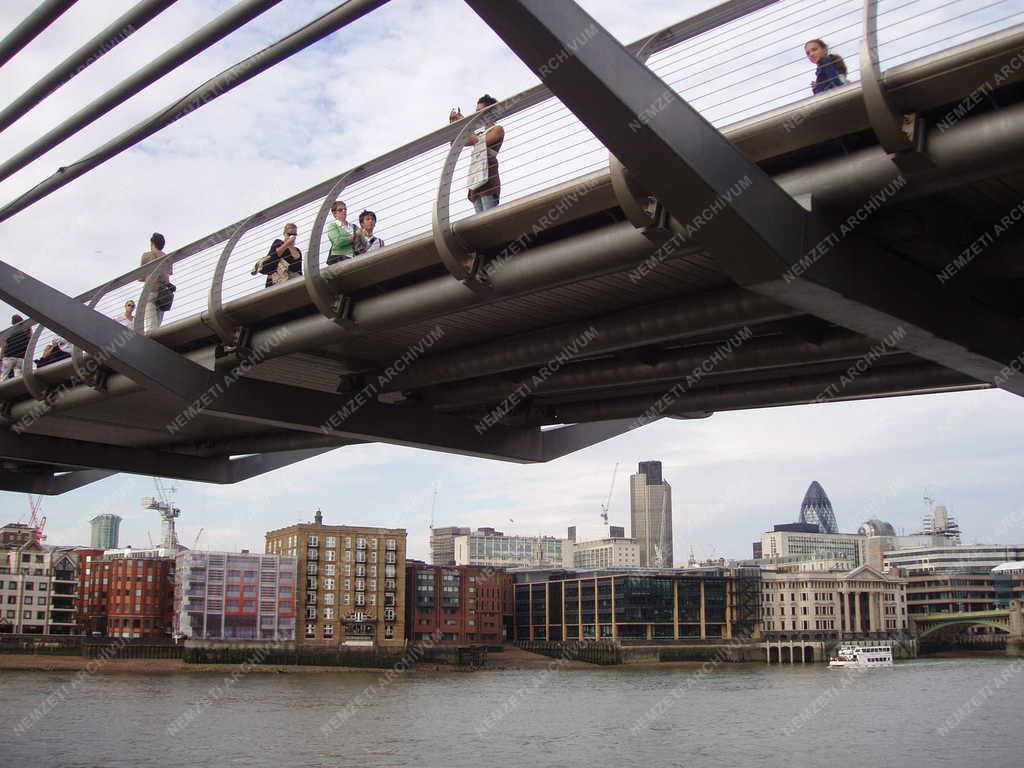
2, 0, 1021, 399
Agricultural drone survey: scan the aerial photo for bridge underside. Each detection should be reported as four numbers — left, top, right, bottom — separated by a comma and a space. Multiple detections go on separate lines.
1, 2, 1023, 492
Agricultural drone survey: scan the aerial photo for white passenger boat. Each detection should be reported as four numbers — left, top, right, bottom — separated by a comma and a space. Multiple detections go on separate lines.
828, 643, 894, 668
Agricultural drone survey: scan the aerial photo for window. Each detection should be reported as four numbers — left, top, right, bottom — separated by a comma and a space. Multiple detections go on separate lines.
344, 551, 351, 563
307, 563, 318, 576
385, 551, 397, 564
356, 564, 366, 577
324, 607, 335, 620
325, 550, 336, 562
385, 565, 396, 578
369, 565, 377, 578
324, 564, 336, 577
24, 582, 33, 591
355, 550, 366, 563
356, 538, 367, 550
384, 624, 394, 639
344, 593, 351, 605
6, 581, 14, 589
355, 593, 365, 606
344, 564, 352, 577
306, 607, 316, 620
23, 596, 32, 605
356, 579, 365, 592
307, 549, 318, 561
368, 594, 376, 606
386, 539, 396, 551
305, 623, 316, 638
324, 623, 334, 637
344, 537, 352, 549
326, 537, 336, 548
344, 579, 352, 591
308, 536, 319, 547
324, 579, 335, 591
23, 610, 31, 619
383, 607, 396, 621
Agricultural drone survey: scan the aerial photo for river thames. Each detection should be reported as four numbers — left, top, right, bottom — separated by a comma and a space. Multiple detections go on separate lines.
3, 656, 1021, 767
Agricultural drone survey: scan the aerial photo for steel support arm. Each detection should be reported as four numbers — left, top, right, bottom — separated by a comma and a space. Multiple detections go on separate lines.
0, 0, 179, 133
0, 431, 335, 485
0, 0, 77, 69
463, 0, 1024, 397
0, 259, 575, 463
0, 468, 115, 495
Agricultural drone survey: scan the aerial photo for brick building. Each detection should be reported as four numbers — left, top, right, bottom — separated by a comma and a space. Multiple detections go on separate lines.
79, 547, 176, 638
405, 561, 511, 644
265, 511, 406, 647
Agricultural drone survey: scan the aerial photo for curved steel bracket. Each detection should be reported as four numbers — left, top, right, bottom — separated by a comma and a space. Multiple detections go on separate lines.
208, 216, 257, 347
608, 43, 670, 239
860, 0, 932, 172
20, 322, 47, 401
304, 172, 357, 327
609, 154, 660, 230
432, 102, 510, 293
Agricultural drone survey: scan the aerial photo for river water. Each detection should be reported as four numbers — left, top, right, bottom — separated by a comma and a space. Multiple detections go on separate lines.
3, 656, 1022, 768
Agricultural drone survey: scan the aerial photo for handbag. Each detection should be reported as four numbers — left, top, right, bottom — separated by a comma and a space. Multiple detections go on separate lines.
154, 281, 176, 312
467, 136, 489, 192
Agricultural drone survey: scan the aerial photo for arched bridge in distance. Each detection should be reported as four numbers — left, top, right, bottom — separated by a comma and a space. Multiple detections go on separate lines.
1, 0, 1023, 493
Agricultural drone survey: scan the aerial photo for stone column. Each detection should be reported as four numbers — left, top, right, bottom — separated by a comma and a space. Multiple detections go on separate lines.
834, 589, 844, 639
853, 591, 862, 636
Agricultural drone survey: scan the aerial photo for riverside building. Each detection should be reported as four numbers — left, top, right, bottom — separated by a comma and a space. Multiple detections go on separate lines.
265, 511, 406, 648
760, 563, 908, 637
79, 546, 177, 638
405, 560, 510, 644
513, 566, 760, 642
173, 550, 297, 641
883, 543, 1024, 616
0, 540, 80, 635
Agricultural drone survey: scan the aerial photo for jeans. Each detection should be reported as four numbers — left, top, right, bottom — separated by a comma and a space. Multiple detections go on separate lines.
473, 194, 499, 214
144, 299, 164, 334
1, 357, 22, 380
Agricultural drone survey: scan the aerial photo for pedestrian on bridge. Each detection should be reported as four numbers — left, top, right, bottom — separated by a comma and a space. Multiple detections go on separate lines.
139, 232, 171, 333
1, 315, 29, 380
450, 94, 504, 214
257, 223, 303, 287
326, 201, 358, 264
805, 39, 847, 95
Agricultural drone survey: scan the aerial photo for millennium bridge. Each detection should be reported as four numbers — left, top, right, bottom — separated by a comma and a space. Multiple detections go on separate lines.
0, 0, 1022, 492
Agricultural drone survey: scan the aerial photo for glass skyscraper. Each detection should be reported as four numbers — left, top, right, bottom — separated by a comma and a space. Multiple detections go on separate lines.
630, 461, 673, 567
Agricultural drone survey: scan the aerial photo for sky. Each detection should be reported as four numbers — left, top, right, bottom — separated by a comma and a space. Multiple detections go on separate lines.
0, 0, 1022, 562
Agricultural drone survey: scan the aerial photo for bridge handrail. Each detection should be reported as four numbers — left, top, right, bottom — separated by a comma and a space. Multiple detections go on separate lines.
3, 0, 1023, 369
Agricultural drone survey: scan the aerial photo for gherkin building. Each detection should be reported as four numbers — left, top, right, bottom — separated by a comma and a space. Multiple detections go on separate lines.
798, 481, 838, 533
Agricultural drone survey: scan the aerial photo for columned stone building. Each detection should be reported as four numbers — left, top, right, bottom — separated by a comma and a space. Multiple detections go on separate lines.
760, 564, 908, 638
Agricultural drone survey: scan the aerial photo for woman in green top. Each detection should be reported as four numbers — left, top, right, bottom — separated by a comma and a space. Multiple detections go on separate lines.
327, 200, 358, 264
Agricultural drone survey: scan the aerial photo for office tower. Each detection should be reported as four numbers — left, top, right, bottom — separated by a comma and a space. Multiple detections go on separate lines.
630, 461, 673, 567
799, 481, 839, 534
89, 514, 121, 549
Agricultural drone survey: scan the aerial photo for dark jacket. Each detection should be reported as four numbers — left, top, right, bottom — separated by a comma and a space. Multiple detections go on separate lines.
813, 54, 845, 95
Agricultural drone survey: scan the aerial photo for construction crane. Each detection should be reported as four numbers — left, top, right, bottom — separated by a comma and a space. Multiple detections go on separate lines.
26, 495, 46, 543
191, 528, 204, 549
600, 462, 620, 525
141, 478, 180, 549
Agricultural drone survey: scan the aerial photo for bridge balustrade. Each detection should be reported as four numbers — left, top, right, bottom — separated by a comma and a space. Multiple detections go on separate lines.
3, 0, 1022, 399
